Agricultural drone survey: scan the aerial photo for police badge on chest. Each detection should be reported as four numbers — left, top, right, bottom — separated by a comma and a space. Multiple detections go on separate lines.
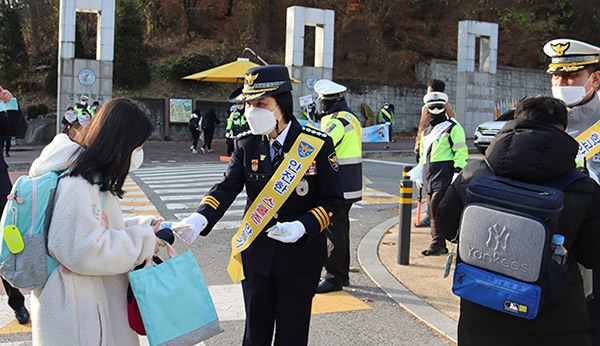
296, 178, 309, 196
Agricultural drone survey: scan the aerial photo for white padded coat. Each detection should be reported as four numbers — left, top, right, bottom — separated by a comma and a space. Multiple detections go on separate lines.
29, 134, 156, 346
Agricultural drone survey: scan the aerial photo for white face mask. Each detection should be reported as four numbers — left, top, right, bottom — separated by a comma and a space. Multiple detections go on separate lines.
552, 74, 594, 107
245, 106, 278, 135
129, 148, 144, 172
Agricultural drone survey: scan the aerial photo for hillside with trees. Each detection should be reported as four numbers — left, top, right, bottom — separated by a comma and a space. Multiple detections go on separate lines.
3, 0, 600, 115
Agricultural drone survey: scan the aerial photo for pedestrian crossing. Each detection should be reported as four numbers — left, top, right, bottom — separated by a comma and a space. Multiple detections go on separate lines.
130, 163, 399, 228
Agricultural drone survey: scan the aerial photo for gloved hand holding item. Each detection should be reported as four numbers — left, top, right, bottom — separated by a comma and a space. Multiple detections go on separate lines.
266, 221, 306, 243
414, 178, 423, 190
170, 212, 208, 243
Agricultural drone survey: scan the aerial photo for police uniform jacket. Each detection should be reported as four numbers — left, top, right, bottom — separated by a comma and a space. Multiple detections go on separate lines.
419, 114, 468, 194
436, 120, 600, 345
320, 100, 362, 203
196, 118, 343, 276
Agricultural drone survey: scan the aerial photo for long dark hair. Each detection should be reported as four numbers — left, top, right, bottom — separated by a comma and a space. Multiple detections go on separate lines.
70, 98, 154, 197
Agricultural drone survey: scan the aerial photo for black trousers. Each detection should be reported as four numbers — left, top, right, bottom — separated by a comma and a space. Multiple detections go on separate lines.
428, 189, 447, 248
241, 267, 320, 346
226, 138, 234, 157
0, 169, 24, 312
322, 202, 353, 286
202, 128, 214, 150
2, 278, 23, 311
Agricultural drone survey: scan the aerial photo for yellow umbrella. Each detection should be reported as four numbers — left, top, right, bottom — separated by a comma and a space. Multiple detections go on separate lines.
182, 58, 259, 84
182, 57, 301, 84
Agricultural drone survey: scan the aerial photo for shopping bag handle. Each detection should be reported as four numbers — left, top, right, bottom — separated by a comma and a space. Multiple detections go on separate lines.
143, 241, 178, 267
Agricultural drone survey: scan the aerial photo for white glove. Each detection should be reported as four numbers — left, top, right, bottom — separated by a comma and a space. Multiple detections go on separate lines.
266, 221, 306, 243
176, 212, 208, 243
414, 179, 423, 190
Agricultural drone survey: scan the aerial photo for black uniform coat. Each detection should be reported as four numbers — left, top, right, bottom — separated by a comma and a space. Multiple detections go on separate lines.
437, 119, 600, 345
197, 118, 343, 276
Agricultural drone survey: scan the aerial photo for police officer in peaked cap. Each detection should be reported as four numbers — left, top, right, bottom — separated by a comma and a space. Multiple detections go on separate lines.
180, 65, 343, 346
313, 79, 363, 294
544, 38, 600, 345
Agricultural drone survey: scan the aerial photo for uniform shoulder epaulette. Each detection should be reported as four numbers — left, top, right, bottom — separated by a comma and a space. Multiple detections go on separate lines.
301, 126, 329, 139
236, 130, 253, 139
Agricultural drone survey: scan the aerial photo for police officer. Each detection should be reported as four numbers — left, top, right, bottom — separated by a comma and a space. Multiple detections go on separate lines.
181, 65, 343, 346
74, 95, 90, 117
418, 92, 467, 256
378, 101, 394, 149
313, 79, 362, 293
544, 38, 600, 345
225, 102, 248, 156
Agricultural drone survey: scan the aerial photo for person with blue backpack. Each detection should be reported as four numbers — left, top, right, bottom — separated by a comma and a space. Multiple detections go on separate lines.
28, 98, 165, 345
0, 87, 30, 325
437, 96, 600, 345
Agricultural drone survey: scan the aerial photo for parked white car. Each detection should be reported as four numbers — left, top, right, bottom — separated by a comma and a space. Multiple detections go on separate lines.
473, 110, 514, 154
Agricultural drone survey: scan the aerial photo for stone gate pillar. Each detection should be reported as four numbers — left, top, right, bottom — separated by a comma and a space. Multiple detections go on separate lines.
57, 0, 115, 133
456, 20, 498, 136
285, 6, 335, 114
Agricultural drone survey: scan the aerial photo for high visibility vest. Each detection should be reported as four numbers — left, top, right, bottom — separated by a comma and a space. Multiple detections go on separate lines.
321, 111, 362, 202
227, 110, 248, 137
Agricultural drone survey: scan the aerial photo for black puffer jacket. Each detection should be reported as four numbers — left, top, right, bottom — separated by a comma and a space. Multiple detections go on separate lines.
437, 119, 600, 346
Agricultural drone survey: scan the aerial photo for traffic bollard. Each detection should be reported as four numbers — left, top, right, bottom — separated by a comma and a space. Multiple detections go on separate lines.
398, 165, 413, 265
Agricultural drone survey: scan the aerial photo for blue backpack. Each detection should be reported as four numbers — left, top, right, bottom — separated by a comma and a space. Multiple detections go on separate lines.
0, 170, 68, 290
452, 168, 585, 319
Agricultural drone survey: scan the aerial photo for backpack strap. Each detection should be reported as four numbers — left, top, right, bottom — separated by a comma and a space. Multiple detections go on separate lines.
544, 168, 587, 191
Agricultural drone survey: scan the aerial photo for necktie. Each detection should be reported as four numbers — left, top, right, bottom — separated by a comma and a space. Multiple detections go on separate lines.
272, 140, 283, 168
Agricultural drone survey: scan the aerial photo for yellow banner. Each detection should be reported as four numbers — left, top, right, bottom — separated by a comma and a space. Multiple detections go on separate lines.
576, 120, 600, 160
227, 133, 324, 283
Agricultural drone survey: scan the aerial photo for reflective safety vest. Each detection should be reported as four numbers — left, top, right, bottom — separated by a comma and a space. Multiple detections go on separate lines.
378, 108, 394, 124
74, 103, 89, 117
321, 111, 362, 202
227, 110, 248, 137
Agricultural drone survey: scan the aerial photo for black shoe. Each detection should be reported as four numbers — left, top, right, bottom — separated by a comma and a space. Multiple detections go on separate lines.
421, 245, 448, 256
343, 279, 350, 286
316, 279, 342, 294
14, 306, 29, 324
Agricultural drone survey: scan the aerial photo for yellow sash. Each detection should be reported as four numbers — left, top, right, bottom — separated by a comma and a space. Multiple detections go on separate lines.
575, 120, 600, 160
226, 133, 325, 283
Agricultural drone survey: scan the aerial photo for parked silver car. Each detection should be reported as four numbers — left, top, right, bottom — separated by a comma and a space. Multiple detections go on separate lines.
473, 110, 514, 154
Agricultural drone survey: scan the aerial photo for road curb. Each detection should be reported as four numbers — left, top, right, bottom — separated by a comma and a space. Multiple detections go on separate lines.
357, 217, 458, 344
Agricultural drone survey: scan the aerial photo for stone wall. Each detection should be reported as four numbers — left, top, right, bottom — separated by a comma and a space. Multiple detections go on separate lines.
343, 58, 551, 137
23, 59, 554, 143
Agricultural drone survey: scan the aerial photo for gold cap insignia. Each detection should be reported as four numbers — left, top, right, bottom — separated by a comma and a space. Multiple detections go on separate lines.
551, 42, 570, 56
246, 73, 258, 86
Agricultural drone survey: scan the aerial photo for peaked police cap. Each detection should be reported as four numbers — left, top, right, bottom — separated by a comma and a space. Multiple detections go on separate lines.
314, 79, 347, 99
228, 65, 293, 103
543, 39, 600, 74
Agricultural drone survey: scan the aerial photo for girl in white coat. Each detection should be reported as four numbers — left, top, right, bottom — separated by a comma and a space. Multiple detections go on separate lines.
30, 98, 164, 345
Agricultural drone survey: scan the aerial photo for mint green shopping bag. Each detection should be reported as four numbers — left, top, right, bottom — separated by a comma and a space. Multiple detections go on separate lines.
128, 247, 223, 346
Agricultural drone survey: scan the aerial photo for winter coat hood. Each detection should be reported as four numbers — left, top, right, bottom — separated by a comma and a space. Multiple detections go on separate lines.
29, 134, 80, 177
485, 119, 578, 183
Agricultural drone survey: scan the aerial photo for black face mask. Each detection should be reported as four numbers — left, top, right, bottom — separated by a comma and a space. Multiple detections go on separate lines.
320, 99, 338, 113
